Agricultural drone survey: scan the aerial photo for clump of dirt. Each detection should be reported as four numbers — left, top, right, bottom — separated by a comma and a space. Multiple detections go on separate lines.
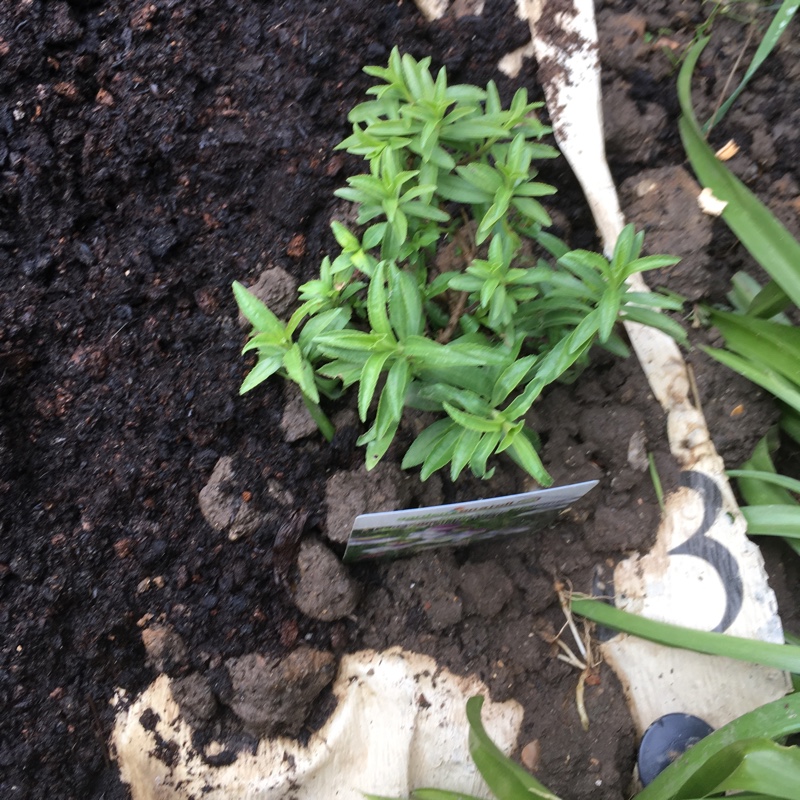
0, 1, 796, 799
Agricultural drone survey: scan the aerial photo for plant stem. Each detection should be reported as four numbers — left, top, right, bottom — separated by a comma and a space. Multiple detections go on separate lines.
301, 393, 335, 442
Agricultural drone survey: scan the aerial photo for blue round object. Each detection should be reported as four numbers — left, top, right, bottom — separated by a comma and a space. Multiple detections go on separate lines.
638, 713, 714, 786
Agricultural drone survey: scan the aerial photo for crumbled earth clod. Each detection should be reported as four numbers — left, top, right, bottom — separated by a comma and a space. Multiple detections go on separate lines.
293, 539, 359, 621
198, 456, 264, 541
458, 561, 514, 618
142, 625, 188, 675
236, 266, 298, 326
170, 673, 217, 724
225, 647, 336, 736
280, 385, 318, 442
325, 462, 414, 544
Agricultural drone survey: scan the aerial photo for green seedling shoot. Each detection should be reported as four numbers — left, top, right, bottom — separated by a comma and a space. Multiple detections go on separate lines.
235, 48, 685, 485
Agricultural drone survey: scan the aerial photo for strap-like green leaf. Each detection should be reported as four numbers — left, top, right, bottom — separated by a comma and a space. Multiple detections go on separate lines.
635, 693, 800, 800
740, 505, 800, 538
572, 596, 800, 673
709, 309, 800, 382
678, 38, 800, 309
466, 696, 562, 800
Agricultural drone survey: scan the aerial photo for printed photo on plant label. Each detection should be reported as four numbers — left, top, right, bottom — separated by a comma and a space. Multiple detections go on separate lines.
343, 480, 598, 561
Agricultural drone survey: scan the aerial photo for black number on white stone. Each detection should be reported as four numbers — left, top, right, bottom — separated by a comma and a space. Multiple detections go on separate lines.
668, 471, 743, 633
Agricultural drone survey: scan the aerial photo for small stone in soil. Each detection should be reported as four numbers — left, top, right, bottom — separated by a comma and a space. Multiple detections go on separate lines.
225, 647, 335, 736
292, 539, 359, 621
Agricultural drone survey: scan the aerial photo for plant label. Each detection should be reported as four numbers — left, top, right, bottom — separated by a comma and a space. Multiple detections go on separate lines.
343, 480, 597, 561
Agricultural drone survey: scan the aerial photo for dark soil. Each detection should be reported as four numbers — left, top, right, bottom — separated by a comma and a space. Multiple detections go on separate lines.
1, 1, 798, 799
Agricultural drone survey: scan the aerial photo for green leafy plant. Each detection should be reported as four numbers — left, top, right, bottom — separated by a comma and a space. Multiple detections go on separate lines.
702, 0, 798, 134
235, 48, 685, 485
367, 691, 800, 800
678, 33, 800, 554
729, 431, 800, 557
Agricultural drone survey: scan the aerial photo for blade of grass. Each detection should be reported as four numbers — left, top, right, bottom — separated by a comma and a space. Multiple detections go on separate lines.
701, 346, 800, 415
728, 470, 800, 496
571, 596, 800, 672
707, 310, 800, 381
678, 37, 800, 309
704, 0, 799, 133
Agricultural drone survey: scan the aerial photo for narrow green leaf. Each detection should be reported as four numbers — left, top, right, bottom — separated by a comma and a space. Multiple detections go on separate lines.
572, 596, 800, 672
367, 261, 394, 337
466, 696, 562, 800
402, 419, 455, 470
470, 430, 502, 477
239, 355, 282, 394
596, 290, 619, 343
476, 186, 513, 244
436, 174, 492, 204
704, 0, 799, 132
709, 309, 800, 382
315, 330, 391, 358
678, 38, 800, 308
298, 308, 351, 355
740, 505, 800, 538
282, 343, 319, 403
728, 470, 800, 497
374, 357, 411, 440
635, 693, 800, 800
680, 738, 800, 800
365, 418, 400, 471
624, 254, 681, 275
403, 336, 495, 369
420, 425, 461, 480
450, 428, 482, 482
491, 354, 538, 405
241, 335, 285, 356
389, 264, 424, 339
511, 197, 551, 226
233, 281, 287, 338
506, 431, 552, 486
456, 163, 503, 194
358, 351, 393, 422
701, 346, 800, 414
442, 402, 503, 433
747, 278, 792, 318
